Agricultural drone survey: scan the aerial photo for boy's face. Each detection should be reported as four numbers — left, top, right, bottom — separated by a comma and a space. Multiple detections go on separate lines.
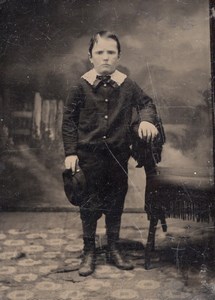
89, 37, 120, 75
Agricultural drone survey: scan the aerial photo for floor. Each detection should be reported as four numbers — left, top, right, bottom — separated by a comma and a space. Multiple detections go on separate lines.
0, 212, 215, 300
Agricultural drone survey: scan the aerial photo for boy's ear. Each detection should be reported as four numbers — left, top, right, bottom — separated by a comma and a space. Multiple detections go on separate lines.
88, 52, 92, 63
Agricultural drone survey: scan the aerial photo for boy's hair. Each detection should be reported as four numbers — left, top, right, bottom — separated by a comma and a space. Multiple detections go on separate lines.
88, 31, 121, 57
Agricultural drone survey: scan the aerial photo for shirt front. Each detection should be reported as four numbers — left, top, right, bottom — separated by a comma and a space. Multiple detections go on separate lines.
62, 69, 157, 156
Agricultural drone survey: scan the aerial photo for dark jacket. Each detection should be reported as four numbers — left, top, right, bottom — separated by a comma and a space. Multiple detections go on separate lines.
62, 72, 158, 156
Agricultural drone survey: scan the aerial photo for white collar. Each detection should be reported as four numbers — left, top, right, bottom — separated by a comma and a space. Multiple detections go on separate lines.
81, 69, 127, 86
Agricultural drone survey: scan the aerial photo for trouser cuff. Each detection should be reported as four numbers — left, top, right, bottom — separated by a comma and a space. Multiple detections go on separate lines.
83, 237, 96, 252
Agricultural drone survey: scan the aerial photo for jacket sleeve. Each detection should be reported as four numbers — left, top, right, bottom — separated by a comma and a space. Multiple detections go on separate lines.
62, 83, 83, 157
132, 81, 157, 124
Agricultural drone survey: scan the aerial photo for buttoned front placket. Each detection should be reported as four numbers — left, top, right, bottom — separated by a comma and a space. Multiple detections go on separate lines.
97, 83, 112, 142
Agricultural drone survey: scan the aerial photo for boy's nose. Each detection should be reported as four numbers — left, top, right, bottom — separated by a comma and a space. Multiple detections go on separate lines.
102, 52, 109, 60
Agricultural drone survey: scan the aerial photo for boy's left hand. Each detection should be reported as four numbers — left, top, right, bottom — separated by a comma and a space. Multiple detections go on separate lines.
138, 121, 158, 142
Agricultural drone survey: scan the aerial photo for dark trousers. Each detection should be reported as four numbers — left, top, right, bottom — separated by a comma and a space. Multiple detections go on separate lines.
77, 146, 130, 250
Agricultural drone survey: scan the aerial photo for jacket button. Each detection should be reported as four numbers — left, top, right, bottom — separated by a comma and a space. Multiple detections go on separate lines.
103, 84, 107, 87
105, 99, 109, 102
104, 115, 108, 119
102, 136, 107, 139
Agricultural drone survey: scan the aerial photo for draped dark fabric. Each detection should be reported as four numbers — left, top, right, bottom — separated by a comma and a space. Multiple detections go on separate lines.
144, 168, 214, 223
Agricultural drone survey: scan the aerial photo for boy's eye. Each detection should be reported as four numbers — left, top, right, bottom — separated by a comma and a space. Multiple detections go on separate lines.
95, 50, 116, 55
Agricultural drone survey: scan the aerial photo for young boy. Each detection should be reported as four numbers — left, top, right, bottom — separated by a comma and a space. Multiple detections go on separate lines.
62, 31, 158, 276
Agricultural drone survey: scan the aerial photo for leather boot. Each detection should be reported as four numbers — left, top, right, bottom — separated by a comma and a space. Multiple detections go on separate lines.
79, 237, 96, 276
79, 250, 96, 276
107, 243, 133, 270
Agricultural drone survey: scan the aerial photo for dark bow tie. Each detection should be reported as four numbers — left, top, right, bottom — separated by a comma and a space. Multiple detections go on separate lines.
92, 75, 118, 89
97, 75, 111, 82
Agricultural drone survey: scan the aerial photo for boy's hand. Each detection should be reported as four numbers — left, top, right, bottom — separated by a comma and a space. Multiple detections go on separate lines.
138, 121, 158, 143
65, 155, 79, 175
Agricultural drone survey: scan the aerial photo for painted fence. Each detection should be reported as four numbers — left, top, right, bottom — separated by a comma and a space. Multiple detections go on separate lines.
11, 92, 64, 143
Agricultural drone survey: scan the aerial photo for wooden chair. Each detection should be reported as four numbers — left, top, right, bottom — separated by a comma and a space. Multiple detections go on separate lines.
144, 166, 214, 270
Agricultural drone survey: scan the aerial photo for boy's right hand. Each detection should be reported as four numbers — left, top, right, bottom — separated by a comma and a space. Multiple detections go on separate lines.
65, 155, 79, 175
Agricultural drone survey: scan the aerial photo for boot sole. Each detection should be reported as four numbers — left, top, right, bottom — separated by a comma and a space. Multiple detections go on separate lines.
79, 267, 95, 276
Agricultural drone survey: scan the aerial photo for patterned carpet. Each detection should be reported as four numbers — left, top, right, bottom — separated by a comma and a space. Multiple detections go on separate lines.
0, 213, 215, 300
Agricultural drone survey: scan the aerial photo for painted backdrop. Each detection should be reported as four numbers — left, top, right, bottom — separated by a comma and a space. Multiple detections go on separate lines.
0, 0, 213, 209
